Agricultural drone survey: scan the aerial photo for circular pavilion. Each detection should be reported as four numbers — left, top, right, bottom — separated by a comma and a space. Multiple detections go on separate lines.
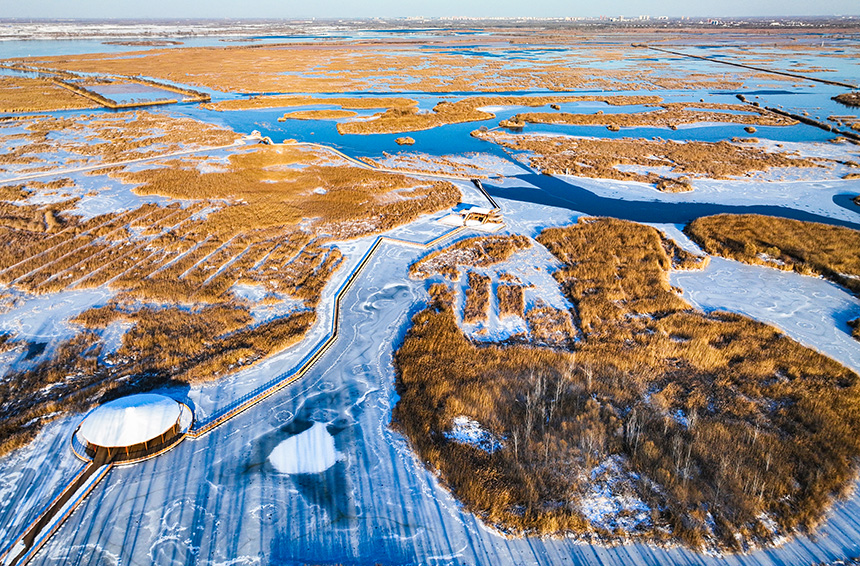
73, 394, 192, 464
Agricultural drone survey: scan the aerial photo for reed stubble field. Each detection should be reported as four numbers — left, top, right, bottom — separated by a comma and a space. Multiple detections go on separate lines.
0, 131, 459, 457
394, 218, 860, 551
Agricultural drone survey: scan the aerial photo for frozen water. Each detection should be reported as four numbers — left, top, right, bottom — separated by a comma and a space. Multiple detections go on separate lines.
671, 256, 860, 373
268, 422, 341, 475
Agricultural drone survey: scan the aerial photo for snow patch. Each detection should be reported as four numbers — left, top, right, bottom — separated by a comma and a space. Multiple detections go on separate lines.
268, 422, 342, 474
230, 283, 268, 303
578, 455, 652, 533
444, 416, 503, 453
757, 252, 786, 266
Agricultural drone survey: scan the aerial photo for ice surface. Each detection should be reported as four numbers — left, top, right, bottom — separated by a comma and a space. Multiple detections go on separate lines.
671, 256, 860, 373
557, 173, 860, 225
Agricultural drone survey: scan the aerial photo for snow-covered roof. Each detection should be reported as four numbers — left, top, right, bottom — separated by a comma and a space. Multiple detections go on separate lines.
78, 394, 182, 448
463, 206, 492, 215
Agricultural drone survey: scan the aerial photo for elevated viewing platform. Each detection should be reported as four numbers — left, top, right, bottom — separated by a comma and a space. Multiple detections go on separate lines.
72, 394, 193, 464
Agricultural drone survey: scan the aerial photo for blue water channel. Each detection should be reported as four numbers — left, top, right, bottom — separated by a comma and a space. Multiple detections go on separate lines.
2, 34, 858, 232
161, 88, 860, 231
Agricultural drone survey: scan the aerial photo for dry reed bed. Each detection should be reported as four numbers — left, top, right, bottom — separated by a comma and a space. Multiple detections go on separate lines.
474, 130, 826, 192
0, 76, 98, 113
509, 101, 797, 129
685, 214, 860, 295
203, 95, 418, 112
280, 109, 359, 121
0, 142, 460, 458
410, 235, 532, 280
463, 272, 491, 324
394, 217, 859, 550
524, 301, 576, 347
497, 284, 525, 318
0, 177, 74, 204
0, 111, 240, 174
833, 92, 860, 108
337, 95, 662, 135
13, 42, 755, 95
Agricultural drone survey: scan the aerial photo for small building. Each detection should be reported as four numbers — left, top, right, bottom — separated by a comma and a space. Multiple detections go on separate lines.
438, 205, 504, 232
73, 394, 192, 464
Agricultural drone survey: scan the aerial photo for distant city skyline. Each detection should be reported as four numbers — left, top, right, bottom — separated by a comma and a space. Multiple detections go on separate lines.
2, 0, 859, 20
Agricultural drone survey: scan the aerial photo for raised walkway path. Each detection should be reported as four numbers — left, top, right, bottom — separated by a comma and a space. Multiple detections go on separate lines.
0, 139, 498, 566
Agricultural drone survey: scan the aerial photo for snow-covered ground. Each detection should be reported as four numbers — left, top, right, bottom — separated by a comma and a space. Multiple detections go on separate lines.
2, 87, 860, 564
558, 173, 860, 226
444, 416, 504, 453
671, 255, 860, 374
20, 229, 860, 566
578, 456, 653, 534
0, 288, 112, 342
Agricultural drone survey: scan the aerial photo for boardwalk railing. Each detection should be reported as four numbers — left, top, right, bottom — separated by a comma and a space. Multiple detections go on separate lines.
0, 464, 112, 566
187, 227, 467, 438
0, 137, 498, 566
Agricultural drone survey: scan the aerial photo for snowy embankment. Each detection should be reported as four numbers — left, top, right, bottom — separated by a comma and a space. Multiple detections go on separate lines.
557, 172, 860, 226
12, 212, 860, 566
671, 254, 860, 374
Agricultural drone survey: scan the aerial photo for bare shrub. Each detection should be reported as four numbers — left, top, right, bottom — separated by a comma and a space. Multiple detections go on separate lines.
394, 219, 860, 550
497, 284, 525, 318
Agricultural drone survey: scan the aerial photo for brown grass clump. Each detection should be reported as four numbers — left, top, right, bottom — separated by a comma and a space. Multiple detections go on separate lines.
685, 214, 860, 294
475, 130, 825, 192
203, 95, 418, 112
394, 218, 860, 550
0, 184, 30, 201
463, 272, 491, 324
0, 178, 76, 202
509, 102, 796, 129
525, 301, 576, 347
497, 284, 525, 318
0, 140, 461, 457
13, 41, 747, 94
850, 319, 860, 340
410, 235, 531, 280
0, 76, 98, 113
0, 199, 77, 235
338, 95, 662, 135
833, 92, 860, 108
280, 109, 358, 121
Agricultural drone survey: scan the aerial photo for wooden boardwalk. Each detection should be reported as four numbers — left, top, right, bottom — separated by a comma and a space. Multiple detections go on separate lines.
0, 136, 501, 564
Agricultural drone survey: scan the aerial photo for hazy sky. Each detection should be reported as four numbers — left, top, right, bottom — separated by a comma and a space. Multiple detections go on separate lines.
2, 0, 858, 19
